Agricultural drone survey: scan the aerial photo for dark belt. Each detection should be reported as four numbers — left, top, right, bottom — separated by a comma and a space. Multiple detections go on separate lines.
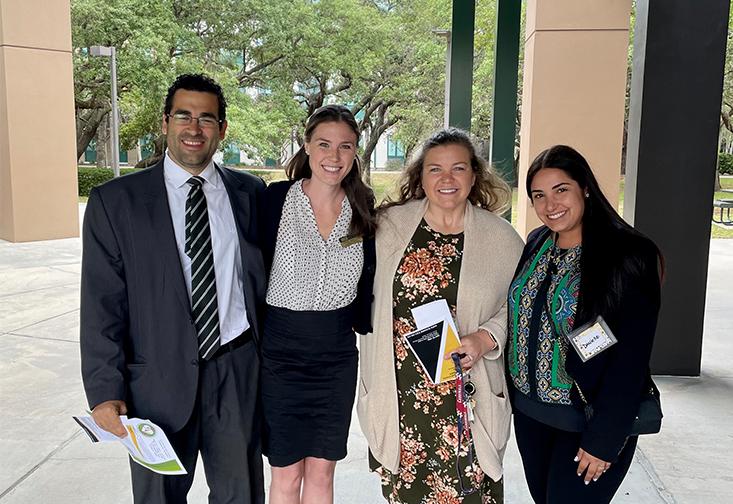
211, 328, 252, 360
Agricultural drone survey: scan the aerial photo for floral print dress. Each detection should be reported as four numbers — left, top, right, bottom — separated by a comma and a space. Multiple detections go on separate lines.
369, 219, 502, 504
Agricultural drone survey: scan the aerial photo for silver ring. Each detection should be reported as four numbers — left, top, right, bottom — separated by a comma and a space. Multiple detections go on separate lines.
468, 355, 474, 361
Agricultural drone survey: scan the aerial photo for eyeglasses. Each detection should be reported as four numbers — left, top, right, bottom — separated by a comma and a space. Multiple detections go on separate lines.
166, 113, 223, 129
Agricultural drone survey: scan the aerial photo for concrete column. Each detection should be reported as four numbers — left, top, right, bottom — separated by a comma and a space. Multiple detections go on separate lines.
0, 0, 79, 242
624, 0, 730, 376
516, 0, 632, 237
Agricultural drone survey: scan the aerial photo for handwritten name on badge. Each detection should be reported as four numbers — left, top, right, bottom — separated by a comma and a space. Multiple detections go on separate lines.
571, 322, 616, 362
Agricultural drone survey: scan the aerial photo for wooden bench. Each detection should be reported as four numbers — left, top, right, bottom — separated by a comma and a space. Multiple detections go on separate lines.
713, 199, 733, 223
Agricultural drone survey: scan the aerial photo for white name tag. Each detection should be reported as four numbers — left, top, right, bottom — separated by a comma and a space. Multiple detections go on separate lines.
567, 316, 617, 362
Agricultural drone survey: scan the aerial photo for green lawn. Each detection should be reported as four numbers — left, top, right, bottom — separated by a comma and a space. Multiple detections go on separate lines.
371, 172, 401, 205
76, 170, 733, 239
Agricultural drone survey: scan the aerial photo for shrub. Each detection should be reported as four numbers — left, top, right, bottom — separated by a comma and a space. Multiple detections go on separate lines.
78, 167, 139, 197
384, 158, 404, 172
79, 166, 285, 197
719, 153, 733, 175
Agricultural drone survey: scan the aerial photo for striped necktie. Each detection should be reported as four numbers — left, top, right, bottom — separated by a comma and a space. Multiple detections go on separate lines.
185, 176, 220, 360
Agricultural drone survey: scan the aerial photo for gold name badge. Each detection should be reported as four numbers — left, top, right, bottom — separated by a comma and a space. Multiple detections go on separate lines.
339, 235, 363, 248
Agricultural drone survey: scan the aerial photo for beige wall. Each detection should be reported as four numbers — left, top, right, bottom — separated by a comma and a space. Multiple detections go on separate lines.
0, 0, 79, 242
517, 0, 632, 237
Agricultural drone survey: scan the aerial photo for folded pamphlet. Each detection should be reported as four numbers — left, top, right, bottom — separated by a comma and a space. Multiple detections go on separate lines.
404, 299, 462, 383
73, 415, 187, 475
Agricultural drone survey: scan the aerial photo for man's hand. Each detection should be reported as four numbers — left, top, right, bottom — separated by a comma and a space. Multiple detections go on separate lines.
92, 400, 128, 438
575, 447, 611, 484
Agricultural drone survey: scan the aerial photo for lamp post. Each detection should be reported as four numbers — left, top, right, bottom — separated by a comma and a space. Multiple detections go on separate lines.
90, 45, 120, 178
432, 29, 451, 129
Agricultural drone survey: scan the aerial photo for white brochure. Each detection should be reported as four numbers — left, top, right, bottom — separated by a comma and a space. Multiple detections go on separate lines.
410, 299, 462, 382
73, 415, 187, 475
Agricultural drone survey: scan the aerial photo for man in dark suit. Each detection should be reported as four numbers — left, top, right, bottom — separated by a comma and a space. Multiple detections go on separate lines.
80, 74, 266, 503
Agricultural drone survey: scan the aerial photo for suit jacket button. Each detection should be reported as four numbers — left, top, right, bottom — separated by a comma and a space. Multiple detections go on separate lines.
191, 359, 199, 367
189, 317, 195, 324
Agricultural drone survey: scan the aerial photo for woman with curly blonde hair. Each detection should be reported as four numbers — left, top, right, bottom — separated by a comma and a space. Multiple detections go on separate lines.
358, 128, 523, 503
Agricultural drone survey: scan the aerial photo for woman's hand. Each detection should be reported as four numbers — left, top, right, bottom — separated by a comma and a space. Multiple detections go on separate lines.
443, 329, 497, 370
575, 448, 611, 484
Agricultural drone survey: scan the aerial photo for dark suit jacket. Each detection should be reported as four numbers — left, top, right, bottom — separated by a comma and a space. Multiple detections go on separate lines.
258, 179, 376, 334
80, 160, 266, 434
509, 224, 661, 462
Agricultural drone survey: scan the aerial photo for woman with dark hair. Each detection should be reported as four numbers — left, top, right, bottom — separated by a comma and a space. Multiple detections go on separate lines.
259, 104, 377, 504
507, 145, 663, 504
358, 128, 524, 503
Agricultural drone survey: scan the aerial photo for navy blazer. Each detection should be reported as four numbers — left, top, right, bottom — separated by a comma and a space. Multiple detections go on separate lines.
258, 180, 376, 334
80, 161, 267, 434
509, 224, 661, 462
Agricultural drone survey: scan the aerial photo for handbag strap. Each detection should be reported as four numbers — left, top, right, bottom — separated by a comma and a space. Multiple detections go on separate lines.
574, 380, 589, 404
575, 369, 658, 406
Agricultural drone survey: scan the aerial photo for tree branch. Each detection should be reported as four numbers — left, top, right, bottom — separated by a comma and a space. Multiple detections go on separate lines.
325, 72, 353, 95
237, 54, 285, 85
722, 108, 733, 134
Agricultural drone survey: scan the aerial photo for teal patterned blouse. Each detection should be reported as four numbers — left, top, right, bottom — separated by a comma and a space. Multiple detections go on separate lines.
508, 238, 582, 411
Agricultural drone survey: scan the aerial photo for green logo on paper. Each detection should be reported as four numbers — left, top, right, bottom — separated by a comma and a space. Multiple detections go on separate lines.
138, 423, 156, 437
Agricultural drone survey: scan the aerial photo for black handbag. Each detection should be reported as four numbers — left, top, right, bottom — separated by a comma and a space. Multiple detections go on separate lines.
576, 372, 663, 436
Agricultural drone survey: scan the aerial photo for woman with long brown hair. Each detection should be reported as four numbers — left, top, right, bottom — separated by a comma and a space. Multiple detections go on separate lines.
507, 145, 663, 504
259, 104, 377, 504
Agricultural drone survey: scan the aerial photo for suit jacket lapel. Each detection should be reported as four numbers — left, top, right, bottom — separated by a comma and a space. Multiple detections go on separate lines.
217, 164, 251, 239
217, 165, 265, 346
144, 162, 191, 315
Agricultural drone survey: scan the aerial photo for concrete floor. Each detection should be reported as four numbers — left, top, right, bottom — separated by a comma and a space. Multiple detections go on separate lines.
1, 204, 730, 503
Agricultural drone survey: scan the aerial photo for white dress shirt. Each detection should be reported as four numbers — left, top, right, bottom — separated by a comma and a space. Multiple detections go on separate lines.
163, 153, 250, 344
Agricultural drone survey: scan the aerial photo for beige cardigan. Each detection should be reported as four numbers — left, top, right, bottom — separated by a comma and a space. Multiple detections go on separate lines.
357, 199, 524, 481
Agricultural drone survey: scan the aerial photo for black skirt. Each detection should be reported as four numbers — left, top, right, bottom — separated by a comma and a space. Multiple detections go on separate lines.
260, 304, 358, 467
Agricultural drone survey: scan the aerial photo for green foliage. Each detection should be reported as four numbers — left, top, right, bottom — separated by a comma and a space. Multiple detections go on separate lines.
223, 90, 304, 164
71, 0, 199, 160
387, 0, 452, 155
719, 152, 733, 175
719, 3, 733, 148
71, 0, 509, 166
78, 167, 139, 196
71, 0, 396, 160
471, 0, 498, 139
